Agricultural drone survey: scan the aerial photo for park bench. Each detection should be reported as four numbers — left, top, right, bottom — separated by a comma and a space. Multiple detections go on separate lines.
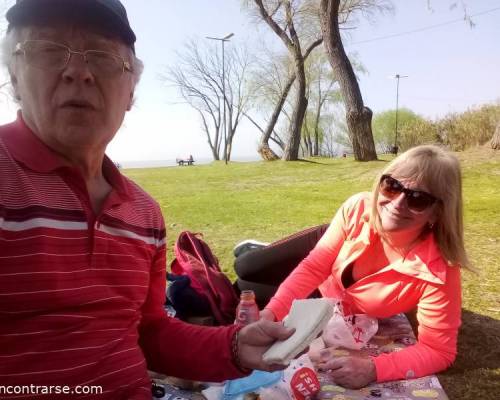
176, 158, 195, 166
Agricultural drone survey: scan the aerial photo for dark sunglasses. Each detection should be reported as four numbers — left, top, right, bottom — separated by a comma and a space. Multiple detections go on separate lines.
379, 175, 438, 212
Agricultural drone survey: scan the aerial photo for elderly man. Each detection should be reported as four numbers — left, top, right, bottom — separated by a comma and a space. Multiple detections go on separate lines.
0, 0, 292, 398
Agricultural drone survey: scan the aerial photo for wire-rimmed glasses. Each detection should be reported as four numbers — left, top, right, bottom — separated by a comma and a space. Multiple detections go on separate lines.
13, 39, 133, 76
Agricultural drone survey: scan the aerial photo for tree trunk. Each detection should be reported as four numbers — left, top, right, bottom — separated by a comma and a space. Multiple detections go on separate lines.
313, 126, 320, 156
258, 143, 280, 161
283, 57, 308, 160
313, 99, 321, 156
319, 0, 377, 161
302, 120, 310, 157
258, 73, 296, 160
491, 121, 500, 150
199, 110, 220, 160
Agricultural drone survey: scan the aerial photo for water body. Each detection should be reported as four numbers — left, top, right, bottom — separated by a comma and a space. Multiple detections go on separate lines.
117, 155, 261, 169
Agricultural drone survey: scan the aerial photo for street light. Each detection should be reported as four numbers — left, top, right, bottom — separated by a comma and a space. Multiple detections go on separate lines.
206, 33, 234, 164
389, 74, 408, 155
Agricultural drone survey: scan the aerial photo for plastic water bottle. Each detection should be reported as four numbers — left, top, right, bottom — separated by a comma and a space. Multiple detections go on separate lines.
234, 290, 259, 326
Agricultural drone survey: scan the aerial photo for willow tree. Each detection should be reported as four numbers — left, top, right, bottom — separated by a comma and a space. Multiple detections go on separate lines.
246, 45, 320, 160
244, 0, 323, 160
245, 48, 294, 160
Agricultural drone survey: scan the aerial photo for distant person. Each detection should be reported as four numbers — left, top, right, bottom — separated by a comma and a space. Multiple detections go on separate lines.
236, 145, 467, 389
0, 1, 292, 398
188, 154, 194, 162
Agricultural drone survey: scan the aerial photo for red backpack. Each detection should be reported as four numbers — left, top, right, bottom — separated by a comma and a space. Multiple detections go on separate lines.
171, 231, 239, 325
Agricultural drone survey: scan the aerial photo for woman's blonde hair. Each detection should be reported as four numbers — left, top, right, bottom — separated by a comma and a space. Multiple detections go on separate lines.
370, 144, 469, 268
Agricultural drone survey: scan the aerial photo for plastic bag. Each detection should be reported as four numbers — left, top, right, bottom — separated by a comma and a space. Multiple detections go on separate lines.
260, 354, 320, 400
321, 300, 378, 350
223, 370, 283, 399
202, 371, 282, 400
203, 355, 320, 400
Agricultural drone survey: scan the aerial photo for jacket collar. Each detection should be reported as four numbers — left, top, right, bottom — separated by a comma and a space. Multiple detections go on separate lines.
1, 112, 134, 202
392, 233, 448, 285
346, 212, 449, 285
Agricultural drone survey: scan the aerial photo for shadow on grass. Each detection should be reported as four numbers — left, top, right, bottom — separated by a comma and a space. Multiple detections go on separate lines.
297, 158, 333, 164
439, 309, 500, 400
296, 158, 390, 165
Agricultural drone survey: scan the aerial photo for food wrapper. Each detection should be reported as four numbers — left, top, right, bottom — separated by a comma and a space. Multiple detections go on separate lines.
260, 354, 320, 400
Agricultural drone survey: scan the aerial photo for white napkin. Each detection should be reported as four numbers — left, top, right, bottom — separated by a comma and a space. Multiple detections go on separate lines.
263, 298, 333, 365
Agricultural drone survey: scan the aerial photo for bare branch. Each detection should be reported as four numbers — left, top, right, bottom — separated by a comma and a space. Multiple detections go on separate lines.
161, 39, 253, 161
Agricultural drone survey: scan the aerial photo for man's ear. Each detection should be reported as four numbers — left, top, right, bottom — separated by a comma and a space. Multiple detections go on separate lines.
126, 90, 134, 111
10, 71, 21, 101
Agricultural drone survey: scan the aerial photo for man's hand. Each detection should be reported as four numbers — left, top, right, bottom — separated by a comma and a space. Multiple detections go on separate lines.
316, 355, 376, 389
237, 319, 294, 371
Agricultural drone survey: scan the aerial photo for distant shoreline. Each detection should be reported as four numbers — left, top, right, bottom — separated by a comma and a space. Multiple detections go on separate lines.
116, 156, 261, 169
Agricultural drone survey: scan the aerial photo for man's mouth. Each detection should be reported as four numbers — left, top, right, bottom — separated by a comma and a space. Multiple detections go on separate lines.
60, 100, 96, 110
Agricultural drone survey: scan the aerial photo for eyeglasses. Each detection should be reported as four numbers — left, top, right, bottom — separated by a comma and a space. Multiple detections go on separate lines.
13, 40, 132, 76
379, 174, 438, 212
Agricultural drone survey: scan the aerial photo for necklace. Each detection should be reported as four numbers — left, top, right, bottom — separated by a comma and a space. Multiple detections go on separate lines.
381, 233, 425, 261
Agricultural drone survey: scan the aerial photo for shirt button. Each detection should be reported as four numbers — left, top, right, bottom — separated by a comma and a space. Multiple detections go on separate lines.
406, 369, 415, 379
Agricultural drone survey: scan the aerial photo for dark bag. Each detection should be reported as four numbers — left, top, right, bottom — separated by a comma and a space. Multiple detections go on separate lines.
170, 231, 239, 325
166, 273, 211, 321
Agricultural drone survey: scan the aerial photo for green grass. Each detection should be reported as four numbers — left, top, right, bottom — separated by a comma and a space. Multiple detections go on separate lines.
124, 147, 500, 399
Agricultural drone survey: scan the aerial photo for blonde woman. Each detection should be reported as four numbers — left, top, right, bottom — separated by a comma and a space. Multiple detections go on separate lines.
239, 145, 467, 388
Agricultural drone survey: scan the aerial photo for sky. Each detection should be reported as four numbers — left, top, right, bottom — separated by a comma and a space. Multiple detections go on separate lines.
0, 0, 499, 163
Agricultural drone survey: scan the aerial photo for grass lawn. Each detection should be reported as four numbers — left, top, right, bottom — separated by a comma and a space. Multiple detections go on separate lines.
124, 146, 500, 400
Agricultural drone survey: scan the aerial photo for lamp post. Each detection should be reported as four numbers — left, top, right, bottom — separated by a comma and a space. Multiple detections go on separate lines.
206, 33, 234, 164
390, 74, 408, 155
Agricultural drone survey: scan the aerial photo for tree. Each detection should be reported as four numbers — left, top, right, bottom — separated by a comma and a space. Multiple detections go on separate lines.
244, 0, 323, 160
302, 49, 363, 157
247, 42, 327, 160
245, 48, 295, 160
320, 106, 352, 155
319, 0, 391, 161
257, 72, 295, 160
164, 40, 252, 161
491, 122, 500, 150
372, 108, 425, 152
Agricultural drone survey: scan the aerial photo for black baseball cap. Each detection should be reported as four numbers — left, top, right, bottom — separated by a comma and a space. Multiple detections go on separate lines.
6, 0, 136, 50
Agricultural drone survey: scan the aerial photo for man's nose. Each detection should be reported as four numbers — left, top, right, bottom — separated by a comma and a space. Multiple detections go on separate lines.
61, 52, 95, 84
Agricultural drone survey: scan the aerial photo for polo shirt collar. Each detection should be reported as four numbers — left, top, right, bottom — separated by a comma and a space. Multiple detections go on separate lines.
3, 112, 134, 202
3, 111, 67, 173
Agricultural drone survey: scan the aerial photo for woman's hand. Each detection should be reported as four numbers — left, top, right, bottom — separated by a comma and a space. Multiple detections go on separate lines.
260, 308, 277, 321
316, 354, 376, 389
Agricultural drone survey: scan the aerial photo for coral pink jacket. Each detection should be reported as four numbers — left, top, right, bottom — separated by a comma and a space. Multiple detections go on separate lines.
266, 193, 461, 382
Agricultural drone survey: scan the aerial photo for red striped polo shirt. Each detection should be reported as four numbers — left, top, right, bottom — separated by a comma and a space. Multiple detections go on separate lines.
0, 115, 241, 399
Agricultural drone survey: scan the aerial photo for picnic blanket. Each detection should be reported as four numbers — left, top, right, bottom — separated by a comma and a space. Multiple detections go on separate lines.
315, 313, 449, 400
152, 313, 449, 400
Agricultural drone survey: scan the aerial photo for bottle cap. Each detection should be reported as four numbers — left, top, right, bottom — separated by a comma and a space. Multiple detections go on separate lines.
240, 290, 255, 301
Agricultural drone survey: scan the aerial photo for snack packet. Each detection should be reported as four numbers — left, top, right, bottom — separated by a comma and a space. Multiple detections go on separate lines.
260, 354, 320, 400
